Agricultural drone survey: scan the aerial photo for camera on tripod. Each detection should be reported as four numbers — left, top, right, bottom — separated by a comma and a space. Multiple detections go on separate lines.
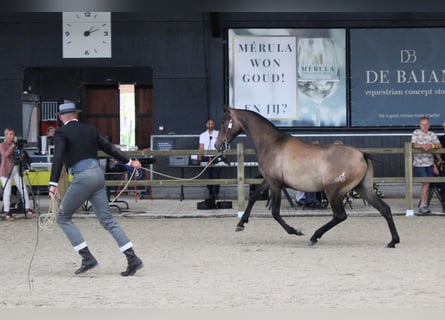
13, 138, 27, 165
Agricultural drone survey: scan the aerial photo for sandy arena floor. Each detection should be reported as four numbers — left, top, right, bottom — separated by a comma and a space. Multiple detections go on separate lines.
1, 193, 445, 311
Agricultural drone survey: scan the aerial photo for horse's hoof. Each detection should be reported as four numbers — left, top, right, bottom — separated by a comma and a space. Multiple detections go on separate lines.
386, 238, 400, 248
235, 226, 245, 232
308, 239, 318, 246
295, 229, 305, 236
289, 227, 304, 236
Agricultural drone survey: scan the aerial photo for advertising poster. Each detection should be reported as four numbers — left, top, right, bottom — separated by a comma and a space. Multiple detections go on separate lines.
350, 28, 445, 127
228, 28, 346, 127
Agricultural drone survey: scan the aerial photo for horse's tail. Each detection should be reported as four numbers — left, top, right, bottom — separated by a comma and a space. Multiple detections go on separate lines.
363, 153, 386, 165
356, 153, 375, 190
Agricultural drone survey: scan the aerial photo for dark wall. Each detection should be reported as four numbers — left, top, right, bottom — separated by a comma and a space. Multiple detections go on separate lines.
0, 12, 215, 136
1, 12, 445, 139
23, 66, 153, 101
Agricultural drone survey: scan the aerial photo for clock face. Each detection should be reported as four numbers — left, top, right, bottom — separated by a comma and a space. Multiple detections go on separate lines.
63, 12, 111, 58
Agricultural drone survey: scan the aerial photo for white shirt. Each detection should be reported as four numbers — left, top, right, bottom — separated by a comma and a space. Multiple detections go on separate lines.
199, 130, 219, 151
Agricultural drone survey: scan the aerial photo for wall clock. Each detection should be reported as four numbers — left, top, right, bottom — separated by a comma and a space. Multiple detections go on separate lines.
63, 12, 111, 58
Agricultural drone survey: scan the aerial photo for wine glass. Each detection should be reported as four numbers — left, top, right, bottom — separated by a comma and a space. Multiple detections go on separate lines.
297, 38, 341, 126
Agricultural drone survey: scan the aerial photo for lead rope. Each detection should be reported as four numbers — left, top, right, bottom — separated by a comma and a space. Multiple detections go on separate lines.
108, 152, 224, 203
140, 152, 223, 180
29, 196, 59, 291
30, 166, 70, 291
109, 166, 137, 203
36, 154, 223, 227
38, 196, 59, 233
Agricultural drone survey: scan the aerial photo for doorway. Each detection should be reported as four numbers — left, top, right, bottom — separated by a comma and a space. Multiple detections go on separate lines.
22, 66, 154, 150
83, 84, 153, 149
119, 84, 136, 149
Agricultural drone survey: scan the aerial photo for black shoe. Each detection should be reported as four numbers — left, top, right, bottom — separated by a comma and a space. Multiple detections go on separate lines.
75, 247, 98, 274
75, 259, 98, 274
121, 256, 143, 276
121, 248, 144, 277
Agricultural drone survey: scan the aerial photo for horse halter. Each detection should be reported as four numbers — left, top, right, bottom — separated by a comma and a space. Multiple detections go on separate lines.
220, 117, 233, 151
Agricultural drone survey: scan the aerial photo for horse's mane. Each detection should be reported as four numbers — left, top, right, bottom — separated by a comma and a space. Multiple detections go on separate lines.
235, 109, 289, 139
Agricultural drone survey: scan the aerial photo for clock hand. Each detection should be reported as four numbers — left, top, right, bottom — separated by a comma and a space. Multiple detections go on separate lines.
83, 27, 100, 37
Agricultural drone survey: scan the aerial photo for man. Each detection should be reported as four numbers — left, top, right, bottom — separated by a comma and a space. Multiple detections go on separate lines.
198, 118, 220, 200
46, 126, 56, 146
411, 116, 441, 215
49, 102, 143, 276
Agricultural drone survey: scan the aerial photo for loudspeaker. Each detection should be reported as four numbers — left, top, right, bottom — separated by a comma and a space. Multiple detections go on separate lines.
210, 12, 221, 38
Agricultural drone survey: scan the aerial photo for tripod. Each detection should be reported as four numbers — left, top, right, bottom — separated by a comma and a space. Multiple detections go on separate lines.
1, 149, 37, 217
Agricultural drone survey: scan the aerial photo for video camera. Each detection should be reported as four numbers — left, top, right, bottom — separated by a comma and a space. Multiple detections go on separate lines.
13, 138, 28, 166
14, 138, 27, 150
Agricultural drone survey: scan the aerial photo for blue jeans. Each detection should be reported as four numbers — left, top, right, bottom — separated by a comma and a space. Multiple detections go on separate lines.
414, 165, 434, 177
305, 192, 316, 203
57, 160, 132, 252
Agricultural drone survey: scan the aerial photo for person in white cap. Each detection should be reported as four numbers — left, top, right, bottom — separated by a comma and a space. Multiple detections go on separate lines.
48, 102, 144, 276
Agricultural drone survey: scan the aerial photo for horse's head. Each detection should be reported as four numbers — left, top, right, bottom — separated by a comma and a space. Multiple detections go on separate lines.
215, 105, 241, 151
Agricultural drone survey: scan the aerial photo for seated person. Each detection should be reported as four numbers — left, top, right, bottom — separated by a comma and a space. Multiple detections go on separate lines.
199, 118, 220, 200
46, 126, 55, 146
295, 190, 306, 206
295, 190, 327, 209
46, 126, 56, 154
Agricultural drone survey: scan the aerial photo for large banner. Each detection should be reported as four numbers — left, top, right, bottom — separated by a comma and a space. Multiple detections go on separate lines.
228, 29, 346, 127
350, 28, 445, 127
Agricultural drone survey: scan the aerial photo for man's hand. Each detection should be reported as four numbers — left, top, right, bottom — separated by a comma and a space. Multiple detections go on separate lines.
49, 185, 59, 199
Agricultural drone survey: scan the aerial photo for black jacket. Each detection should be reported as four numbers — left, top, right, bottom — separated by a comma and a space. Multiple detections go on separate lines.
50, 120, 130, 184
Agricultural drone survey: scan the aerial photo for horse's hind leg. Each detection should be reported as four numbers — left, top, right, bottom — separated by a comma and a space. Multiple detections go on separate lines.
309, 197, 347, 246
356, 187, 400, 248
236, 180, 269, 232
270, 188, 304, 236
355, 158, 400, 248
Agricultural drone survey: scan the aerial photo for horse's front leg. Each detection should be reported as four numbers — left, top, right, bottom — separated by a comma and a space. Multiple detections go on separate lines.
309, 197, 347, 246
270, 188, 304, 236
235, 180, 269, 232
